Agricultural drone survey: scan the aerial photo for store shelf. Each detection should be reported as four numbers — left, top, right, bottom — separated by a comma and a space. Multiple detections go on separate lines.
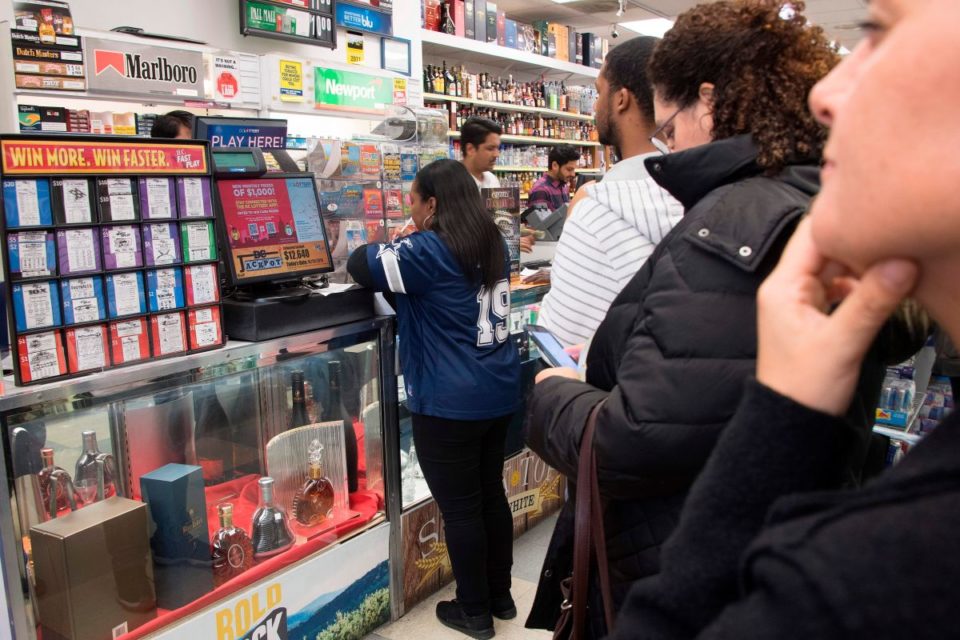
448, 131, 600, 147
492, 166, 603, 174
421, 29, 600, 81
873, 425, 923, 446
423, 93, 595, 122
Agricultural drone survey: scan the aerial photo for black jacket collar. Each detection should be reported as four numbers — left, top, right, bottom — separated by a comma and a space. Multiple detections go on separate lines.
644, 135, 765, 210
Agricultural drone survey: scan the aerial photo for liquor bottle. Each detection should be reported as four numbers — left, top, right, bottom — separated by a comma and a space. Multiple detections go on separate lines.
444, 62, 456, 97
435, 63, 446, 95
251, 477, 295, 560
38, 448, 78, 515
193, 384, 231, 484
292, 439, 335, 526
441, 1, 456, 35
290, 370, 309, 428
322, 360, 359, 492
74, 430, 117, 501
211, 502, 254, 587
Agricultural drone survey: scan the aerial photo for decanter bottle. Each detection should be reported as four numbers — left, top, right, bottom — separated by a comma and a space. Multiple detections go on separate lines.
38, 448, 78, 515
251, 477, 295, 560
74, 430, 117, 501
211, 503, 254, 587
293, 440, 335, 526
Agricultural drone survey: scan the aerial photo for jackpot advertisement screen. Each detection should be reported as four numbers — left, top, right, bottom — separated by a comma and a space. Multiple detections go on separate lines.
217, 177, 333, 283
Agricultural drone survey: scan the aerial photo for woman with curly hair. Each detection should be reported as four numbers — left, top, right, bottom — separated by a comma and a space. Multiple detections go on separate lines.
524, 2, 926, 637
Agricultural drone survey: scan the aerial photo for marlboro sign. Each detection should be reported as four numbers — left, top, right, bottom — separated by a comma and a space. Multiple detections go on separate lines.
85, 37, 203, 98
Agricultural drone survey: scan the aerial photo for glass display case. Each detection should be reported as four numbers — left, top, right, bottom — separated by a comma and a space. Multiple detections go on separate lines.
0, 318, 397, 640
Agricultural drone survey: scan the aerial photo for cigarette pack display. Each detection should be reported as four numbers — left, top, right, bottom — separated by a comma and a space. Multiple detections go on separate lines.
9, 230, 56, 280
184, 264, 220, 306
176, 177, 214, 219
188, 306, 224, 351
12, 45, 83, 64
15, 74, 85, 91
30, 497, 157, 640
17, 330, 66, 383
142, 223, 182, 267
101, 225, 143, 270
17, 104, 43, 132
55, 227, 101, 276
139, 464, 213, 610
180, 220, 217, 263
109, 317, 150, 365
146, 268, 186, 312
64, 324, 109, 373
97, 177, 140, 222
105, 272, 147, 319
60, 276, 107, 325
150, 311, 188, 357
51, 177, 96, 225
138, 177, 177, 220
12, 280, 62, 332
113, 113, 137, 136
3, 178, 53, 227
14, 59, 84, 76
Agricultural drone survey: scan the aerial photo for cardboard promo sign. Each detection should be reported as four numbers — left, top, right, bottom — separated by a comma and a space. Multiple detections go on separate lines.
314, 68, 394, 112
85, 36, 204, 98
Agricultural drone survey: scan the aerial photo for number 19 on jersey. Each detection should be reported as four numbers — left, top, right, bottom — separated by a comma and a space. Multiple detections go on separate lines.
477, 279, 510, 347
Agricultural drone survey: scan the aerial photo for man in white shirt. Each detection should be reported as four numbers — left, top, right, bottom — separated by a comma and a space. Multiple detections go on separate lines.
460, 117, 503, 189
538, 37, 684, 348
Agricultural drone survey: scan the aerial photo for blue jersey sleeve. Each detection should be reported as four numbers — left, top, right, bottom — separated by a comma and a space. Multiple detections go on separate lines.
364, 233, 438, 295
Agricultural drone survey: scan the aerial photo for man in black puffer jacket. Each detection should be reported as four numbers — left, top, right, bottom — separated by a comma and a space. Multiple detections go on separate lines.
522, 10, 933, 629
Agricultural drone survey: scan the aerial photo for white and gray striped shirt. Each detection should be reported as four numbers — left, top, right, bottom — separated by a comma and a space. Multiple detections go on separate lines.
538, 153, 684, 348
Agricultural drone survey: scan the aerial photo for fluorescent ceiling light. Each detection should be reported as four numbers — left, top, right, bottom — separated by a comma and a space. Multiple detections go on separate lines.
618, 18, 674, 38
548, 0, 580, 4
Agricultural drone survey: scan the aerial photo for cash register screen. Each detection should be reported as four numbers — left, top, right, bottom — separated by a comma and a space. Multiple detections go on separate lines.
216, 177, 334, 285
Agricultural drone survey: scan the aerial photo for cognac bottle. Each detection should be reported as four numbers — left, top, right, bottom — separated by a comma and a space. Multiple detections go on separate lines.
292, 440, 335, 526
74, 430, 117, 501
251, 477, 295, 560
322, 360, 359, 492
38, 448, 78, 515
211, 503, 254, 587
193, 383, 231, 484
290, 370, 309, 428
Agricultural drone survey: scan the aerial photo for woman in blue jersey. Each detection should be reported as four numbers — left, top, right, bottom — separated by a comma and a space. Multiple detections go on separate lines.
348, 159, 521, 639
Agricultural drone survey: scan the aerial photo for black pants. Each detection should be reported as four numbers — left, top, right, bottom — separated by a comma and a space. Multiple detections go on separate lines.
412, 412, 514, 615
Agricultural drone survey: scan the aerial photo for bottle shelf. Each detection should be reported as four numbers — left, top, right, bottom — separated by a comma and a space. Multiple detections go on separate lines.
421, 29, 600, 81
424, 93, 595, 122
448, 131, 600, 147
493, 166, 603, 174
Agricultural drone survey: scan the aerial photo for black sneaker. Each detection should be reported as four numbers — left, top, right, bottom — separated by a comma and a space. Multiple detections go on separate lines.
490, 594, 517, 620
436, 600, 495, 639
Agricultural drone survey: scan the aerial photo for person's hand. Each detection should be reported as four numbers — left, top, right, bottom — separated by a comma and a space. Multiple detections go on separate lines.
535, 367, 580, 384
391, 220, 417, 241
756, 220, 919, 416
565, 344, 585, 363
567, 180, 595, 218
520, 235, 536, 253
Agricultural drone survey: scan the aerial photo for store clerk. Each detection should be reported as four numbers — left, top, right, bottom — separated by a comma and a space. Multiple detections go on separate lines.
460, 116, 535, 253
150, 110, 194, 139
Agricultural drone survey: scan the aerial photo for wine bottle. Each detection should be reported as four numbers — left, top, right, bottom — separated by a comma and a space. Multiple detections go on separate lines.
290, 370, 309, 428
322, 360, 359, 492
74, 430, 117, 501
38, 448, 78, 515
211, 502, 254, 587
251, 477, 295, 560
193, 383, 230, 484
441, 1, 456, 34
292, 440, 335, 526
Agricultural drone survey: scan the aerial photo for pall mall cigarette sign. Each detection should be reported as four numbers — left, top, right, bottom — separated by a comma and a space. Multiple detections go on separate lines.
85, 37, 204, 98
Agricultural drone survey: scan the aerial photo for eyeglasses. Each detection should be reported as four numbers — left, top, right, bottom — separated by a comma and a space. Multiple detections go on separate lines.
650, 106, 684, 155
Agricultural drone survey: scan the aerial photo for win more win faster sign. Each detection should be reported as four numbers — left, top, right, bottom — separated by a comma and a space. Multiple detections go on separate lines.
314, 68, 397, 111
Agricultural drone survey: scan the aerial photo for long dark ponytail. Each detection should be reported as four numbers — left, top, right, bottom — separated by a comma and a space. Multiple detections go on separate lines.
414, 159, 505, 290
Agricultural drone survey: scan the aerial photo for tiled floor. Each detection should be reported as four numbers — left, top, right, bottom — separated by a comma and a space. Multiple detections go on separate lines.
367, 512, 558, 639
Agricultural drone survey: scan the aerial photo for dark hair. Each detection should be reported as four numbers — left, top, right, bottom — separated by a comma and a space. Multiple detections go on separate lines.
150, 110, 194, 138
648, 0, 838, 172
548, 145, 580, 171
601, 36, 659, 126
460, 117, 502, 156
414, 159, 505, 290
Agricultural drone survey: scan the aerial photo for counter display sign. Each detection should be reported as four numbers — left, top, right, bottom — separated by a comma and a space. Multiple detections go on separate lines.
240, 0, 336, 49
85, 36, 203, 98
216, 177, 333, 284
314, 68, 394, 112
1, 139, 208, 175
482, 187, 521, 276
